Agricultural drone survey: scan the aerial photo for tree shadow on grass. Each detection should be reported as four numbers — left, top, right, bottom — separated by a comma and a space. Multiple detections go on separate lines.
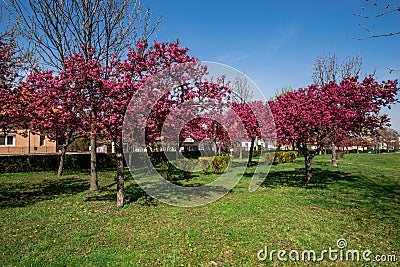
85, 180, 149, 205
85, 170, 234, 207
261, 167, 358, 189
0, 168, 123, 209
0, 176, 89, 209
260, 166, 400, 221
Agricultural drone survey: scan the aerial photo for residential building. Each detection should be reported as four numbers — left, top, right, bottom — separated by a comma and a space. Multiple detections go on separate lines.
0, 130, 56, 155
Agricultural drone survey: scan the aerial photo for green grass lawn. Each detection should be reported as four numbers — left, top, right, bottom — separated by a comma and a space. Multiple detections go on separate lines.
0, 153, 399, 266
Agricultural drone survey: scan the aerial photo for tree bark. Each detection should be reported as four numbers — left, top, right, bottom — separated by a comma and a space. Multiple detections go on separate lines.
57, 131, 74, 177
176, 144, 180, 160
90, 135, 98, 190
331, 142, 337, 167
300, 145, 316, 184
304, 151, 313, 183
247, 137, 255, 167
305, 157, 312, 183
115, 139, 125, 208
146, 146, 153, 174
57, 144, 67, 177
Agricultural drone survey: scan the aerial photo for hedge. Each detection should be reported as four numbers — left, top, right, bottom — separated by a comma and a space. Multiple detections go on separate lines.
0, 153, 117, 173
150, 156, 231, 181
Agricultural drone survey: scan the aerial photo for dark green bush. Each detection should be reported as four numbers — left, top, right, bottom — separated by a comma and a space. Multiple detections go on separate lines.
182, 150, 201, 159
149, 152, 169, 165
0, 154, 59, 173
0, 152, 235, 175
0, 153, 120, 173
252, 148, 261, 158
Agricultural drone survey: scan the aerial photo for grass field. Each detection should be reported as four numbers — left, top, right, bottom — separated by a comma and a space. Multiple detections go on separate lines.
0, 153, 399, 266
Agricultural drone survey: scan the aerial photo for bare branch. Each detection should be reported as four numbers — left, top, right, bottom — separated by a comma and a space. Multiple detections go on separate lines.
389, 68, 400, 73
5, 0, 161, 69
232, 73, 253, 103
353, 6, 399, 19
352, 1, 400, 39
312, 52, 362, 86
349, 22, 400, 40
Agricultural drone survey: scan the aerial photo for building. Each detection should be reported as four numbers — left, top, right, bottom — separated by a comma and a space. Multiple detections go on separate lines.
241, 139, 276, 151
0, 130, 56, 155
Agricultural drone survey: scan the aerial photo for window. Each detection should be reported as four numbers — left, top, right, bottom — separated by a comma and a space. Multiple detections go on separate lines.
40, 135, 45, 146
0, 135, 15, 146
56, 137, 66, 146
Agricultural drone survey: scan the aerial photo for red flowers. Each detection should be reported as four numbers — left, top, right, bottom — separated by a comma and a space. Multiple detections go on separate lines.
269, 77, 399, 182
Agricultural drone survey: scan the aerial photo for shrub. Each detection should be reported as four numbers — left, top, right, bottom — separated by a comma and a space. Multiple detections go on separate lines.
252, 149, 261, 158
149, 152, 169, 165
198, 157, 213, 174
175, 159, 197, 180
182, 150, 201, 159
197, 156, 231, 174
156, 160, 175, 180
212, 156, 231, 174
263, 152, 275, 164
271, 151, 299, 165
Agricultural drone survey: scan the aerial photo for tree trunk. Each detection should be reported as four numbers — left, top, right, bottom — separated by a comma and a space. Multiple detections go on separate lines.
247, 137, 255, 167
331, 142, 337, 167
57, 131, 74, 177
239, 144, 243, 159
57, 144, 67, 177
305, 152, 313, 183
90, 135, 98, 190
146, 146, 153, 174
176, 144, 180, 160
115, 139, 125, 208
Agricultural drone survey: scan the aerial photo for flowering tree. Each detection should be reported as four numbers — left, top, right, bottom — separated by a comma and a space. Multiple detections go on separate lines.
59, 51, 106, 189
312, 52, 363, 166
222, 100, 276, 166
270, 78, 399, 182
0, 37, 20, 133
109, 41, 207, 207
23, 69, 84, 176
336, 136, 372, 152
8, 0, 160, 190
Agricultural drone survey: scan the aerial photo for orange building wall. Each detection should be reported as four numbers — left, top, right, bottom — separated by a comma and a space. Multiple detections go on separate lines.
0, 131, 56, 155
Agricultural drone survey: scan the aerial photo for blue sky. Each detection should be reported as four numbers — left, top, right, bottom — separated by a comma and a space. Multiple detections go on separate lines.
146, 0, 400, 131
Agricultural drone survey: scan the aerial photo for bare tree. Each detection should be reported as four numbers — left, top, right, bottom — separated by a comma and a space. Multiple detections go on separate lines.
5, 0, 160, 69
312, 52, 363, 87
378, 127, 400, 150
232, 73, 253, 104
312, 52, 363, 166
1, 8, 38, 137
5, 0, 160, 195
341, 56, 363, 81
230, 74, 254, 160
0, 7, 37, 72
